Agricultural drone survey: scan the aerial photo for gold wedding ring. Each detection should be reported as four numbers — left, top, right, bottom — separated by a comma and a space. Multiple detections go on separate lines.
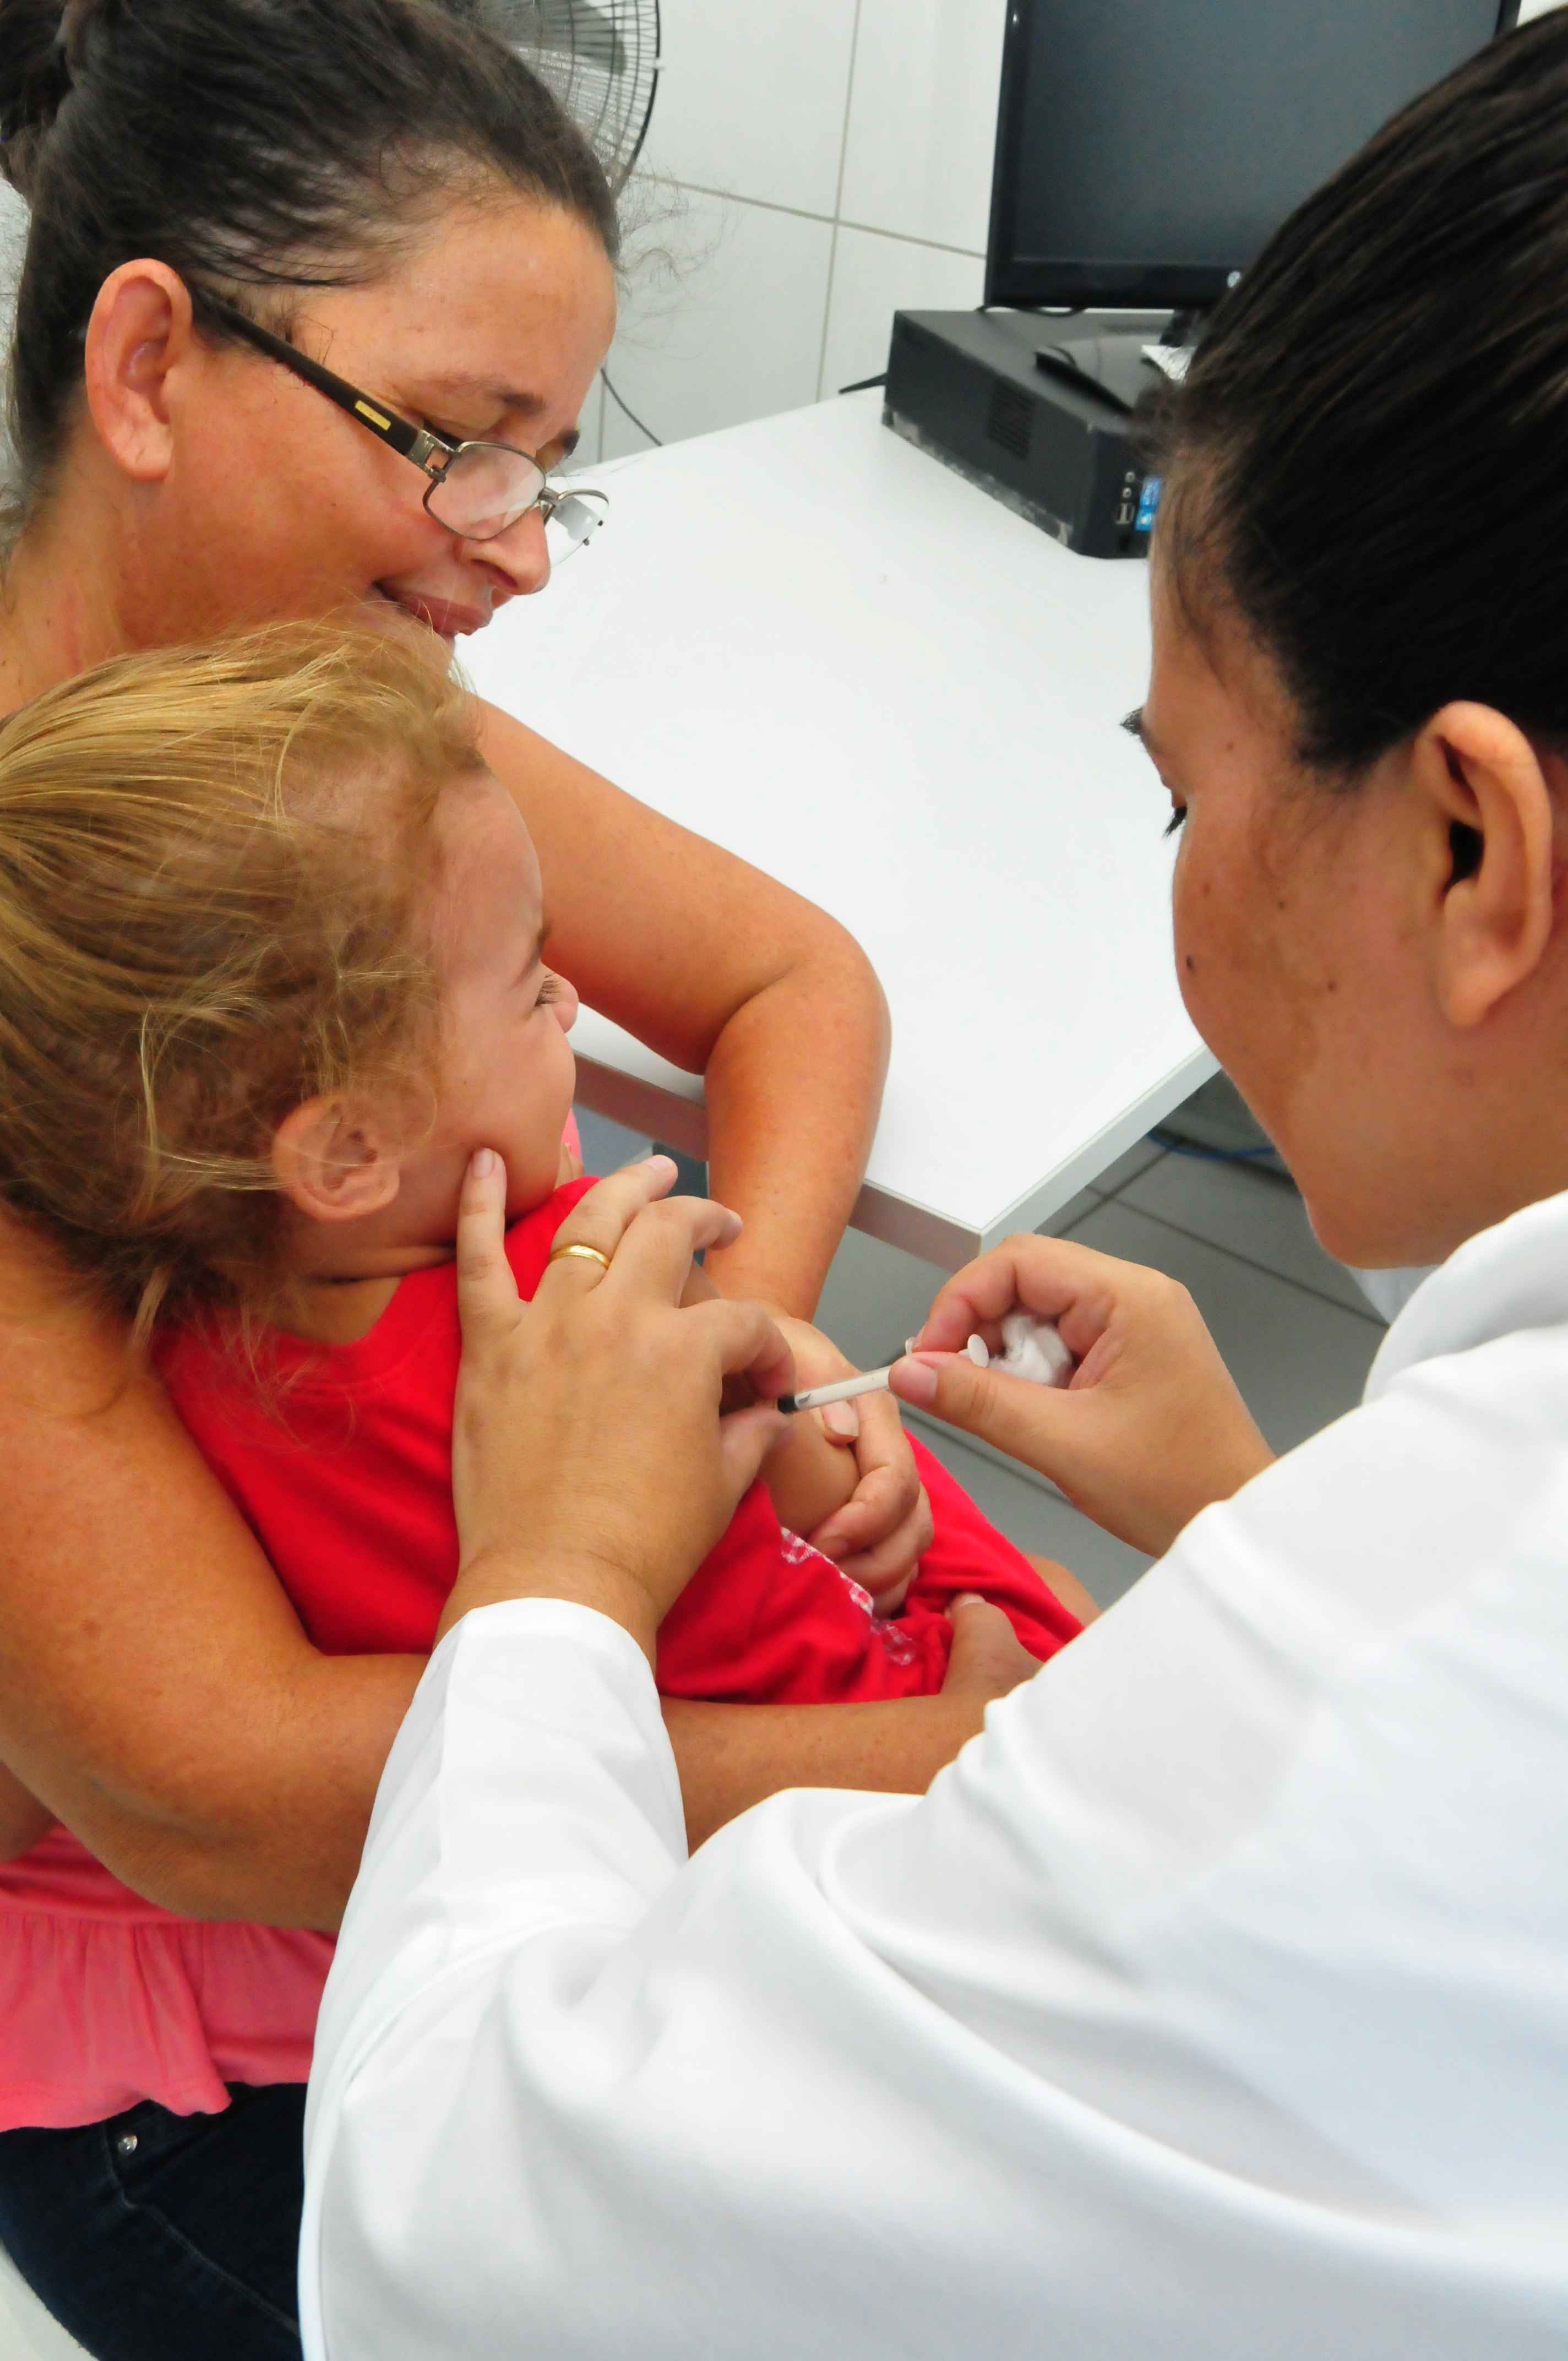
548, 1242, 612, 1274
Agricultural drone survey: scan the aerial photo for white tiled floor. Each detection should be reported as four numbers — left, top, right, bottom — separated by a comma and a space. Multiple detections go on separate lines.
578, 1106, 1386, 1615
0, 2249, 89, 2361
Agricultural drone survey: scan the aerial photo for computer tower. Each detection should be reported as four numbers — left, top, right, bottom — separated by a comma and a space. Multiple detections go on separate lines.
882, 308, 1163, 561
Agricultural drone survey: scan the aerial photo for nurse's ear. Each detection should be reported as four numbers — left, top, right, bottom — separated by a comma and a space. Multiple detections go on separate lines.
81, 260, 198, 488
273, 1098, 404, 1227
1409, 701, 1559, 1029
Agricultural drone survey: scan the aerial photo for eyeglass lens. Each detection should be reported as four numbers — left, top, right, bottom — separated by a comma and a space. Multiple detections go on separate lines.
425, 448, 607, 563
425, 444, 546, 542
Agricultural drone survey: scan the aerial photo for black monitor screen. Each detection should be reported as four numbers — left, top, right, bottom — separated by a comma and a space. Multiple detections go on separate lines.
987, 0, 1515, 311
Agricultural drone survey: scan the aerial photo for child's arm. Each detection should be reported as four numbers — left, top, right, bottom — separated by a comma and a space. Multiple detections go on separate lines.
680, 1264, 859, 1536
760, 1408, 860, 1538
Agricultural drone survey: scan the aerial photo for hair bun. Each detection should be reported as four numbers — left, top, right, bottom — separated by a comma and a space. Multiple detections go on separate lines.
0, 0, 118, 197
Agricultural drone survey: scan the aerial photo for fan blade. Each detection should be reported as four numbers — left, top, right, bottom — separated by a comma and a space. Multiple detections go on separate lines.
499, 0, 628, 75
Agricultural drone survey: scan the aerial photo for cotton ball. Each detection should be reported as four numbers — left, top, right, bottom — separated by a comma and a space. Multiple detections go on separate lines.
964, 1315, 1073, 1386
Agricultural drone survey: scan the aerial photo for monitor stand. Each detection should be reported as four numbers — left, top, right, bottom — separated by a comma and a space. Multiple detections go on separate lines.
1031, 313, 1205, 414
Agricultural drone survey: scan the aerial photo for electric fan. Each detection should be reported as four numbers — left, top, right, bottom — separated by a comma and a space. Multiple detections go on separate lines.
480, 0, 661, 193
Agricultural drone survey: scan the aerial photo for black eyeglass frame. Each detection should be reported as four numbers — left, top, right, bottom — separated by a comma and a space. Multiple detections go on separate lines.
194, 290, 606, 548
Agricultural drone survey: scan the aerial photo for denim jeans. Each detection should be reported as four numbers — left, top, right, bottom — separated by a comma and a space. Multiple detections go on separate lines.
0, 2084, 303, 2359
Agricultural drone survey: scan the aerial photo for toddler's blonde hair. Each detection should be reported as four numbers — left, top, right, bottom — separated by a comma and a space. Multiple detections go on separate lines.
0, 621, 484, 1342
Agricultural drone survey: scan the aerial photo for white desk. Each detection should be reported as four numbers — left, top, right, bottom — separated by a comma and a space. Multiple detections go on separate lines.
463, 391, 1213, 1269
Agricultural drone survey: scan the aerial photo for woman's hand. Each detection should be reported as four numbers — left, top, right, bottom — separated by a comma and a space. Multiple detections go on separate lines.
762, 1315, 933, 1614
890, 1235, 1273, 1558
445, 1155, 794, 1658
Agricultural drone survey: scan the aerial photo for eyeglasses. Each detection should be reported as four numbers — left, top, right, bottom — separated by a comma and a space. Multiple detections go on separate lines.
195, 291, 607, 563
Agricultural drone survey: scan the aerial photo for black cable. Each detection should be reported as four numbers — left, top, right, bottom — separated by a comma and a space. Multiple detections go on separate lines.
1150, 1128, 1282, 1167
838, 371, 888, 395
601, 369, 662, 447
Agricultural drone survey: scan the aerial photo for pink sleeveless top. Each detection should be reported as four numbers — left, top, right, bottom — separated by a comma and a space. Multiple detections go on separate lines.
0, 1826, 333, 2129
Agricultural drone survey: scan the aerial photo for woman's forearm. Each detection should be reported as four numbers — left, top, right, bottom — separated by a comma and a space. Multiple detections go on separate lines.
699, 931, 890, 1319
482, 704, 891, 1321
664, 1694, 979, 1851
118, 1654, 427, 1929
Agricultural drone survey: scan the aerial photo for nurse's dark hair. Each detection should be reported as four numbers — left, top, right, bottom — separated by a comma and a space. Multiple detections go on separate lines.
0, 0, 618, 524
1146, 11, 1568, 777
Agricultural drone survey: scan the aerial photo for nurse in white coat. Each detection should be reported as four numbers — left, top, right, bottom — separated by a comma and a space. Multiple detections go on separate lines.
302, 18, 1568, 2358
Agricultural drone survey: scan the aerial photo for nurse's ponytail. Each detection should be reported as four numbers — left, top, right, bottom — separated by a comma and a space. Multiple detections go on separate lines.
0, 0, 618, 535
1149, 10, 1568, 777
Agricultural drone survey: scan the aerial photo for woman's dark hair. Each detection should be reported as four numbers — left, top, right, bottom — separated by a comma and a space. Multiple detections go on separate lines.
1148, 12, 1568, 776
0, 0, 619, 520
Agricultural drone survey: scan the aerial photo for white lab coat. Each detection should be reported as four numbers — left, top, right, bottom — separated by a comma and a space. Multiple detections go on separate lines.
301, 1190, 1568, 2359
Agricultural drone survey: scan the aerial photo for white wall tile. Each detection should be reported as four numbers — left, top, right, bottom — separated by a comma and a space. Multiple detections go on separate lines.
640, 0, 860, 216
603, 185, 834, 454
0, 181, 28, 487
818, 224, 983, 398
839, 0, 1006, 254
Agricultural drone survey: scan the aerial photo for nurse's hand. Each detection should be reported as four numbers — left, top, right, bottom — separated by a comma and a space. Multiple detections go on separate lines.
444, 1154, 793, 1661
890, 1236, 1273, 1558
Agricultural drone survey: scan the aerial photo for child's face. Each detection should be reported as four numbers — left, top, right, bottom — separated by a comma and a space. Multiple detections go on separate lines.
398, 766, 579, 1231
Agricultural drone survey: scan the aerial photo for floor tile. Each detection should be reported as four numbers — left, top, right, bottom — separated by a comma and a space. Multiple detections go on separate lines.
1118, 1154, 1379, 1318
574, 1107, 650, 1173
1152, 1071, 1284, 1180
815, 1225, 951, 1371
0, 2251, 89, 2359
1092, 1138, 1166, 1195
1068, 1201, 1382, 1456
1039, 1185, 1103, 1237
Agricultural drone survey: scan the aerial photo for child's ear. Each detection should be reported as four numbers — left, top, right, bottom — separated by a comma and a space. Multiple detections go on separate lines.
272, 1097, 403, 1224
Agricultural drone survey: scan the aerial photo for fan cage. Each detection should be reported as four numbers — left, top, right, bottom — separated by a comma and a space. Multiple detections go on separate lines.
489, 0, 662, 195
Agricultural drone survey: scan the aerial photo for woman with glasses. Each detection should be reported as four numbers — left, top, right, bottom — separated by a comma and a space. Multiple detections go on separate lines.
0, 3, 992, 2353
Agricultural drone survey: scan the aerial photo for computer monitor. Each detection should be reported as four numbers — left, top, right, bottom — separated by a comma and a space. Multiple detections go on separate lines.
986, 0, 1520, 315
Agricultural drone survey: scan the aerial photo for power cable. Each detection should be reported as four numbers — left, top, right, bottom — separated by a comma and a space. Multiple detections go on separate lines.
601, 369, 662, 447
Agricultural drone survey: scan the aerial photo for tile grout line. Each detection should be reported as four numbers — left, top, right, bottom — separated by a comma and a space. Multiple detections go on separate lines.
673, 178, 984, 264
815, 0, 865, 402
1084, 1198, 1386, 1327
